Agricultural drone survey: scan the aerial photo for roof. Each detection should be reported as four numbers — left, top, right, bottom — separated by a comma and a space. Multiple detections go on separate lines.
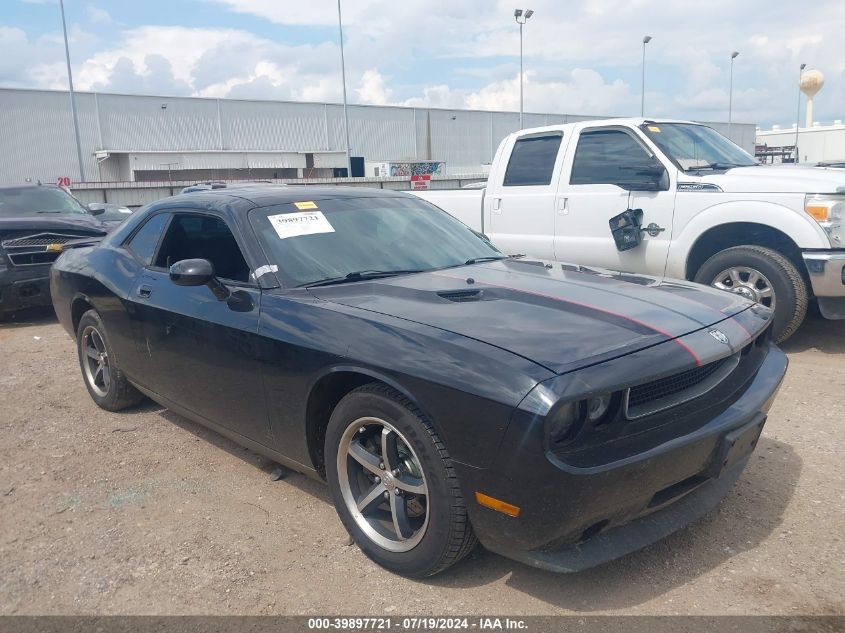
511, 117, 703, 136
165, 185, 414, 208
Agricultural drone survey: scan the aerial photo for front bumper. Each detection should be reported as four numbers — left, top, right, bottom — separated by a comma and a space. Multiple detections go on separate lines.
455, 344, 788, 572
803, 251, 845, 296
803, 251, 845, 319
0, 265, 52, 314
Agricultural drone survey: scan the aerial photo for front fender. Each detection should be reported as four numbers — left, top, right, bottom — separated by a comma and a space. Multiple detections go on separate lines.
666, 199, 831, 278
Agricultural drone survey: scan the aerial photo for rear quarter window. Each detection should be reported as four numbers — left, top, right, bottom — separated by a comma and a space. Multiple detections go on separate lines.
503, 134, 563, 187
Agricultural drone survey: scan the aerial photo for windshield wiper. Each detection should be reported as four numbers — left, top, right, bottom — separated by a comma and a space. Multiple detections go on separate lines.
464, 256, 508, 265
36, 210, 63, 214
304, 269, 423, 288
688, 162, 752, 171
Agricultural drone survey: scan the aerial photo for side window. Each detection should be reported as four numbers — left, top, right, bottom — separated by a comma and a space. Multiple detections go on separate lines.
503, 134, 562, 186
570, 130, 661, 186
154, 213, 251, 283
126, 213, 170, 266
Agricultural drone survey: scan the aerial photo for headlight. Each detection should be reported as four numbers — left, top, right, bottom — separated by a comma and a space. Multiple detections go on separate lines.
544, 392, 620, 447
805, 194, 845, 246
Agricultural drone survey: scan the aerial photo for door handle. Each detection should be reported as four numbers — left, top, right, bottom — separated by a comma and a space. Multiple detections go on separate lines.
492, 197, 502, 214
137, 285, 152, 299
557, 197, 569, 215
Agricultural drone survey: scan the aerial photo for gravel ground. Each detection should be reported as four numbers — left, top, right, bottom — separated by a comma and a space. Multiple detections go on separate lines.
0, 307, 843, 616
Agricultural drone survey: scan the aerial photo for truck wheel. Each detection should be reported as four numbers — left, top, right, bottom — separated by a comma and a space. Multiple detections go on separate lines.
76, 309, 145, 411
694, 245, 808, 343
325, 383, 477, 577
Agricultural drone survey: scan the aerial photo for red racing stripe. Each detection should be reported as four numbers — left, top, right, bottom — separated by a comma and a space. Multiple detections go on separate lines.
432, 271, 703, 367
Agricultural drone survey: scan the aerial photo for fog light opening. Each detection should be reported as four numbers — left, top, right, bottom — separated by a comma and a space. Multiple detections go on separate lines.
579, 519, 609, 543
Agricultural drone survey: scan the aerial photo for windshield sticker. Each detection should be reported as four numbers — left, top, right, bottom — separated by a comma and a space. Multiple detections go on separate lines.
294, 201, 319, 210
268, 211, 335, 240
253, 264, 279, 278
647, 125, 661, 133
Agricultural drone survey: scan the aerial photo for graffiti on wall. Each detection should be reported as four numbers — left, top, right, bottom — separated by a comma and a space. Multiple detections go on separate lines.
388, 161, 444, 177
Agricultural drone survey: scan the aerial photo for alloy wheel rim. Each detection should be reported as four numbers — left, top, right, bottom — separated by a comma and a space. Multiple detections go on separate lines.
337, 417, 429, 552
82, 326, 111, 397
711, 266, 776, 311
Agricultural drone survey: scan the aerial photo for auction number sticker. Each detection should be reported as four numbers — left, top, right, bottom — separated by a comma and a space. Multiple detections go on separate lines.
268, 210, 335, 240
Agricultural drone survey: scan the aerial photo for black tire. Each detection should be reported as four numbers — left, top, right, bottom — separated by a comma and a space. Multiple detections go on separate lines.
693, 245, 808, 343
76, 309, 144, 411
325, 383, 476, 577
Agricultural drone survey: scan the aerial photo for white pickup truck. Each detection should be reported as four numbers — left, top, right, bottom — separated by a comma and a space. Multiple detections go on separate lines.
415, 118, 845, 342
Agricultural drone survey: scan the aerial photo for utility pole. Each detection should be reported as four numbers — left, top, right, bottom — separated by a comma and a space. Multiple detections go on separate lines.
60, 0, 86, 182
337, 0, 352, 178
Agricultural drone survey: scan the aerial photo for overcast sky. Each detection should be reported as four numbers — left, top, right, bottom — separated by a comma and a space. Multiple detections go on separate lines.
2, 0, 843, 128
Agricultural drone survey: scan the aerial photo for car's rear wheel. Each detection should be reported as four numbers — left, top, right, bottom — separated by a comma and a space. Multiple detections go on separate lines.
694, 245, 808, 343
325, 384, 476, 577
76, 309, 144, 411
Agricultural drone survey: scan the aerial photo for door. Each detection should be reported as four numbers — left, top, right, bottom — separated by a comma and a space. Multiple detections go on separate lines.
486, 131, 566, 260
129, 212, 272, 446
554, 127, 676, 276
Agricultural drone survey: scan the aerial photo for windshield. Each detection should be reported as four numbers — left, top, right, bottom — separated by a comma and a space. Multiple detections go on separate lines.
0, 187, 88, 217
249, 196, 503, 287
640, 123, 757, 171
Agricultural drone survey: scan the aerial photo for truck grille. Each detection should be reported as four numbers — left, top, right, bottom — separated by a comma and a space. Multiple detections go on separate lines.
624, 352, 741, 419
1, 232, 91, 267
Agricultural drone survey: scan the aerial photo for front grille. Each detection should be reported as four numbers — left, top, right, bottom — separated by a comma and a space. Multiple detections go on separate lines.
625, 352, 741, 419
1, 232, 92, 267
1, 233, 89, 248
8, 251, 61, 267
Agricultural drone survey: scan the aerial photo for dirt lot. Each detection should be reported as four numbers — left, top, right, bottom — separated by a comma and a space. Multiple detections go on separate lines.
0, 308, 843, 616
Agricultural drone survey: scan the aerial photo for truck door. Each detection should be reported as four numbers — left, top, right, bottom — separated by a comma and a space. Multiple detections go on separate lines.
486, 131, 566, 260
554, 126, 676, 276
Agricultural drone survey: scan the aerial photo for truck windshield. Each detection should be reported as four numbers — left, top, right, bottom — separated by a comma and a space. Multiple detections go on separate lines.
640, 123, 757, 171
0, 187, 88, 217
249, 196, 504, 288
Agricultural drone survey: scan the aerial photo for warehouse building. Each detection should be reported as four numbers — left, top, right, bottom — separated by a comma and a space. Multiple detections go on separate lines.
0, 87, 757, 187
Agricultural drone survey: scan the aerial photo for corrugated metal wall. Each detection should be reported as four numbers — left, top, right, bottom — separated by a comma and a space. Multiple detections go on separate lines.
0, 87, 757, 185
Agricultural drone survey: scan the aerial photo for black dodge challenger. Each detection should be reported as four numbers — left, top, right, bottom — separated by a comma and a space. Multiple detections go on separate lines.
51, 186, 787, 577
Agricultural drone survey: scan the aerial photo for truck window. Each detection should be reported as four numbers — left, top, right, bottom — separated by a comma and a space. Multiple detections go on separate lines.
503, 134, 562, 186
570, 130, 660, 187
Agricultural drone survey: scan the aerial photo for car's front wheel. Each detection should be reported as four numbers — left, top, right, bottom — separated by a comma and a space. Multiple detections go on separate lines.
76, 309, 144, 411
325, 384, 476, 577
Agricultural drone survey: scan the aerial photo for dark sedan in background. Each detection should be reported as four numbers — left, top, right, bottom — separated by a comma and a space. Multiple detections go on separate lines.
50, 186, 787, 577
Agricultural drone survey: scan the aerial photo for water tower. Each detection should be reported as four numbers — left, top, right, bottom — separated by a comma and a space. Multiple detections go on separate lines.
800, 69, 825, 127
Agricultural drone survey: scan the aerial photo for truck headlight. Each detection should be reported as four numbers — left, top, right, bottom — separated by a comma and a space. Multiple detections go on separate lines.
805, 194, 845, 246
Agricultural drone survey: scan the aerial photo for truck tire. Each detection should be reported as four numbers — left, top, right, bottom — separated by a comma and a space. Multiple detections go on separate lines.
694, 245, 808, 343
325, 383, 477, 577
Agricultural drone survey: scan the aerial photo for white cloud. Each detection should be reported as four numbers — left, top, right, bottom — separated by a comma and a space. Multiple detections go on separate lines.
3, 1, 845, 128
86, 5, 113, 25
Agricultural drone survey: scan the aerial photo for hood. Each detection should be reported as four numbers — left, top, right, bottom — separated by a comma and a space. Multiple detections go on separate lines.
309, 259, 757, 374
0, 213, 109, 235
700, 164, 845, 194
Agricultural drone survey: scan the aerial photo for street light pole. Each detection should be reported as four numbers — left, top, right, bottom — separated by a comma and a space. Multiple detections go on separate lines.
794, 63, 806, 164
59, 0, 86, 183
514, 9, 533, 129
641, 35, 652, 117
337, 0, 352, 178
728, 51, 739, 140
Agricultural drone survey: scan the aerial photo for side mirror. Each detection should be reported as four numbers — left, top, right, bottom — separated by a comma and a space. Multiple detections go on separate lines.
170, 258, 214, 286
87, 202, 106, 216
618, 163, 670, 192
609, 208, 644, 251
170, 258, 231, 300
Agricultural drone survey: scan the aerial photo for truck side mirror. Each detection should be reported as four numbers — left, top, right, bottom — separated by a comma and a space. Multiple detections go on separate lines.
609, 209, 644, 251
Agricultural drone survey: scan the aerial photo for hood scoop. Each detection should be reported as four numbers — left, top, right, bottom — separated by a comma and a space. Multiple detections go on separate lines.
437, 289, 484, 303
